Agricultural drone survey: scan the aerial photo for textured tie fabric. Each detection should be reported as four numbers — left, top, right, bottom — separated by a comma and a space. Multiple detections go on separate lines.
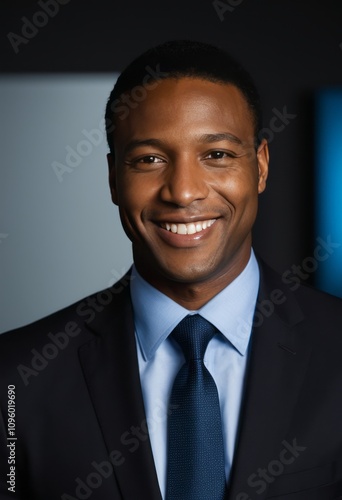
166, 314, 226, 500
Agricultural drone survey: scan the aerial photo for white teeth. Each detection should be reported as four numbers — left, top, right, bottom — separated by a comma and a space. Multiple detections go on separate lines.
178, 224, 187, 235
161, 219, 216, 235
187, 223, 196, 235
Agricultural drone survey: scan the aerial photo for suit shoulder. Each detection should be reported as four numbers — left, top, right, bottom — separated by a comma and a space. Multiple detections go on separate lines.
294, 281, 342, 329
0, 277, 132, 390
0, 275, 132, 353
258, 257, 342, 331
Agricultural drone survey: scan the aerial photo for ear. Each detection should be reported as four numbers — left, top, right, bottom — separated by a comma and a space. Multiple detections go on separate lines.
256, 138, 269, 194
107, 153, 119, 205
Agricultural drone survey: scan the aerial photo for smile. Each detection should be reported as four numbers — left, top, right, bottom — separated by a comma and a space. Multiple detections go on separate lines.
160, 219, 216, 235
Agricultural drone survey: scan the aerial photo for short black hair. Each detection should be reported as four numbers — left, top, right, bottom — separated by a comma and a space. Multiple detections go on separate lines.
105, 40, 262, 155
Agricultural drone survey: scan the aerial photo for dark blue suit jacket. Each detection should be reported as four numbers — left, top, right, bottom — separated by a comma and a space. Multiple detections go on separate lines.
1, 260, 342, 499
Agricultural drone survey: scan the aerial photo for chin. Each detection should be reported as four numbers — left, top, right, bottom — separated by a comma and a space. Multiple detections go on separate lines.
159, 261, 217, 284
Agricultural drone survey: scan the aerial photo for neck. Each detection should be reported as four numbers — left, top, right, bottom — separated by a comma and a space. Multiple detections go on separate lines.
135, 249, 251, 310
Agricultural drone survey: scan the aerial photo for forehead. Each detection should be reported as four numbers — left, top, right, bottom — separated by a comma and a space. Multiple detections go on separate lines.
114, 77, 255, 146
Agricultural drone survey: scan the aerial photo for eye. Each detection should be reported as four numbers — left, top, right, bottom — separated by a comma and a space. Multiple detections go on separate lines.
205, 150, 236, 160
207, 151, 227, 160
124, 154, 166, 169
137, 155, 164, 164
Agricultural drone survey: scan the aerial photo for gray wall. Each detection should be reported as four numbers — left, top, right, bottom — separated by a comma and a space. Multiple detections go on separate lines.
0, 74, 132, 333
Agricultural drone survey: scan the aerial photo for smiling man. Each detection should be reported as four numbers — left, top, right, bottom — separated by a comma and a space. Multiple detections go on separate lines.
1, 41, 342, 500
108, 77, 268, 308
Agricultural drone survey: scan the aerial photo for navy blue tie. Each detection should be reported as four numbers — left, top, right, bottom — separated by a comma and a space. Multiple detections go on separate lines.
166, 314, 226, 500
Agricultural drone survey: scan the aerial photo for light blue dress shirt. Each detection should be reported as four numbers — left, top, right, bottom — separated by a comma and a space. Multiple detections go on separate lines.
130, 250, 260, 498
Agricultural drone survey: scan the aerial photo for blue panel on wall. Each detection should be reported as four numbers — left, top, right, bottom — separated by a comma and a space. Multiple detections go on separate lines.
315, 89, 342, 298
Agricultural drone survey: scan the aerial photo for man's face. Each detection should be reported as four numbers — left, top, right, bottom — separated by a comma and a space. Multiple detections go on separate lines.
108, 78, 268, 294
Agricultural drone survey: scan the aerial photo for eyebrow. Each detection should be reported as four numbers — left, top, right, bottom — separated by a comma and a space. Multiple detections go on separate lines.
123, 132, 243, 155
199, 132, 243, 145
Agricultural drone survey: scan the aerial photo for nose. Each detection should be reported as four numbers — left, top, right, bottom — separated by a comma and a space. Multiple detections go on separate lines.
159, 157, 209, 207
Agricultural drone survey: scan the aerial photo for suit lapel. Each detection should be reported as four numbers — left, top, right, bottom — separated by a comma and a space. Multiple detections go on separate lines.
78, 280, 162, 500
227, 261, 312, 500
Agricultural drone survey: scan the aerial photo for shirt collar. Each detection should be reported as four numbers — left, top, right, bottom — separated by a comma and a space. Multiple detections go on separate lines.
130, 250, 260, 361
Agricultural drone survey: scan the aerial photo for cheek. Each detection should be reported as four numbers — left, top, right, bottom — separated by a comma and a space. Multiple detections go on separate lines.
118, 171, 162, 214
116, 178, 155, 237
213, 171, 258, 208
116, 172, 143, 212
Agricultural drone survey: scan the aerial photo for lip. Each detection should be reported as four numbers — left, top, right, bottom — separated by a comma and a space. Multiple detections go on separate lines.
154, 218, 219, 248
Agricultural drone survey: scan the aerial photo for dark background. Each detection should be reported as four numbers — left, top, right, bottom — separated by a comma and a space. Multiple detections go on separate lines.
1, 0, 342, 283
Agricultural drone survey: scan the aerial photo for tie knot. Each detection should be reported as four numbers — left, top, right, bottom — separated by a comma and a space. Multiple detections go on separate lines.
171, 315, 217, 361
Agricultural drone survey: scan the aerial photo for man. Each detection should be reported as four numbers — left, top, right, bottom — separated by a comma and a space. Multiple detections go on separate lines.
0, 40, 342, 500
